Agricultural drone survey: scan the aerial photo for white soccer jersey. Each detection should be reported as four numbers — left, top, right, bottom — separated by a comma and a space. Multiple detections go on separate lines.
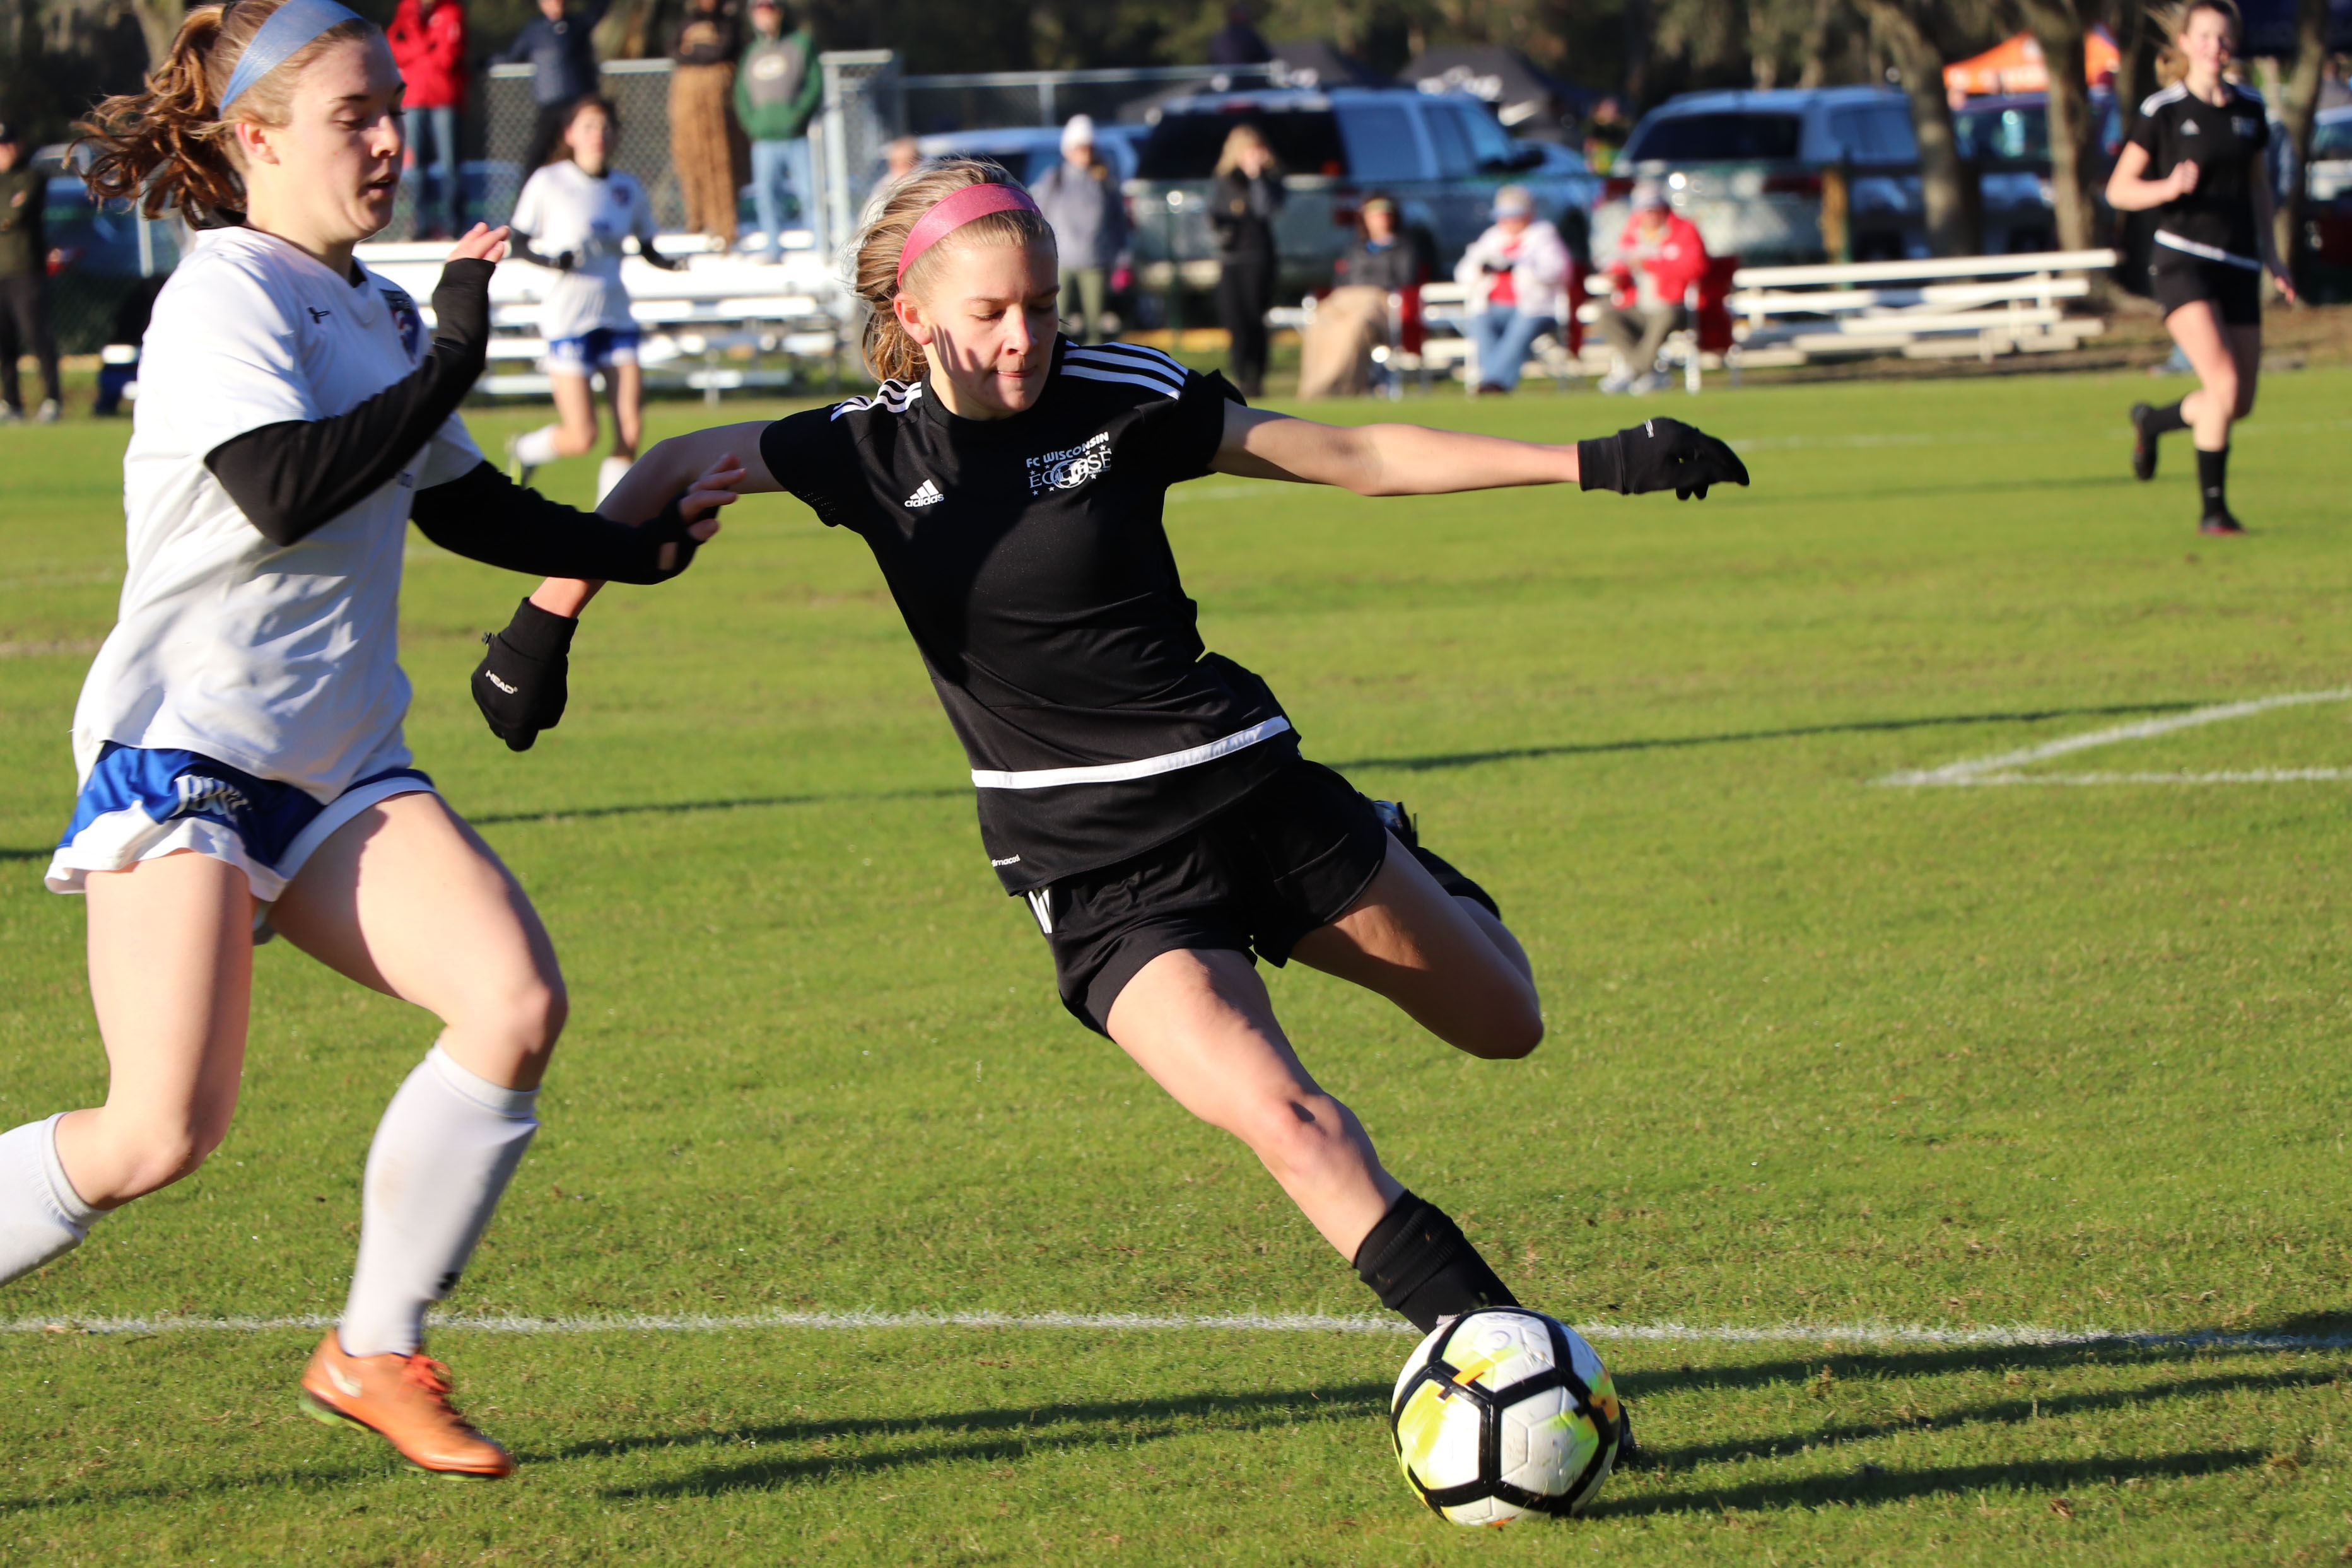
508, 161, 655, 341
69, 226, 483, 797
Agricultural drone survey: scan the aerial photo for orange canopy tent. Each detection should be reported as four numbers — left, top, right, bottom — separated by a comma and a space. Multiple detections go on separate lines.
1944, 26, 2119, 97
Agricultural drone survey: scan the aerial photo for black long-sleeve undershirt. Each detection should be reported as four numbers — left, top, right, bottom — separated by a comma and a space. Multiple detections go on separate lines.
202, 257, 495, 547
409, 460, 699, 585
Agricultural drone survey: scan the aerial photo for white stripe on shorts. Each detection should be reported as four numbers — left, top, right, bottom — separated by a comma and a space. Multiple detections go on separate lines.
969, 717, 1293, 790
2153, 230, 2262, 270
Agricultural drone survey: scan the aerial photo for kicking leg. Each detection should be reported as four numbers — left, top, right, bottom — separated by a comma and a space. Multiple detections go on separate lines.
1104, 948, 1515, 1331
268, 792, 565, 1477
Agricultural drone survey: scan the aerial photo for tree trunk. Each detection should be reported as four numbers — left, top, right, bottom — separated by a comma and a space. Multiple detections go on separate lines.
2110, 0, 2158, 145
1862, 0, 1980, 256
2011, 0, 2098, 254
129, 0, 185, 69
1624, 0, 1653, 106
1797, 0, 1835, 89
2273, 0, 2329, 287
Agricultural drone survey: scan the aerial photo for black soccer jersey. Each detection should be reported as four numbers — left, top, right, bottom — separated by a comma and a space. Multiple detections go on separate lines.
2129, 81, 2270, 266
759, 340, 1302, 892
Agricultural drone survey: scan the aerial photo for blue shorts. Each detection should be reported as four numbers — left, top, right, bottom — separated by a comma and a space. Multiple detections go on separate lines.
545, 327, 640, 374
45, 744, 436, 916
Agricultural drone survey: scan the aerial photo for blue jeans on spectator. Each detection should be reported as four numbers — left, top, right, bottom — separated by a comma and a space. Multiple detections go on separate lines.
1468, 305, 1555, 392
751, 137, 821, 263
404, 105, 462, 239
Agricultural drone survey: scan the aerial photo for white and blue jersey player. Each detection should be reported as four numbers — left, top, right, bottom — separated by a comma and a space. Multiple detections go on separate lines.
4, 0, 734, 1482
504, 95, 680, 503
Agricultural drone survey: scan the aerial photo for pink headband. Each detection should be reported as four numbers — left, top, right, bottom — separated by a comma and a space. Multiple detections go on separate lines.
896, 181, 1043, 285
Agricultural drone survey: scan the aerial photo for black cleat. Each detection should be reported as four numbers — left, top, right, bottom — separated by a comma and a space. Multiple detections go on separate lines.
2129, 402, 2159, 482
1612, 1402, 1643, 1468
2198, 511, 2246, 536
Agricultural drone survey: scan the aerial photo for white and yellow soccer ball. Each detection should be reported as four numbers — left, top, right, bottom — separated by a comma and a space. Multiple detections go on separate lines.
1389, 1307, 1623, 1525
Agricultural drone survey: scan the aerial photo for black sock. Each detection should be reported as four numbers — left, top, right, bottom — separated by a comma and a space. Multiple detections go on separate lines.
1354, 1191, 1519, 1333
2197, 445, 2230, 518
2146, 400, 2189, 436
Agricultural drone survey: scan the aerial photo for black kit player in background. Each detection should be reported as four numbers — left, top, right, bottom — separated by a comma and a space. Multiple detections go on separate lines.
2106, 0, 2294, 535
474, 159, 1746, 1376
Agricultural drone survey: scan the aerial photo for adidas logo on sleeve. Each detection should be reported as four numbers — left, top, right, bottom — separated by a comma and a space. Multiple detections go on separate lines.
904, 479, 944, 508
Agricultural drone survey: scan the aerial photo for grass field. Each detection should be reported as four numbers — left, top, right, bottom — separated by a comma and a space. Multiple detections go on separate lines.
3, 366, 2350, 1564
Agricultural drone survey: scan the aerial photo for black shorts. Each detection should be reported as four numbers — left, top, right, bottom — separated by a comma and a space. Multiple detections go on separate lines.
1026, 758, 1486, 1036
2150, 255, 2261, 327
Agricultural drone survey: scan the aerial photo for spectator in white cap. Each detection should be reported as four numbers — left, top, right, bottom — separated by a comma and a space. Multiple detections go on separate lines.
1030, 113, 1128, 344
1453, 183, 1568, 395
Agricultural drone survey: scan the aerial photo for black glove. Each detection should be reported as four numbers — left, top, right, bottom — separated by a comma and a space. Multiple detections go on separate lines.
1578, 416, 1750, 500
556, 250, 577, 272
472, 598, 576, 752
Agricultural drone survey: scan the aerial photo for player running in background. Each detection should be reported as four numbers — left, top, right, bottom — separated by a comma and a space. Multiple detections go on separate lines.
2107, 0, 2293, 535
482, 160, 1743, 1354
505, 93, 682, 505
4, 0, 734, 1478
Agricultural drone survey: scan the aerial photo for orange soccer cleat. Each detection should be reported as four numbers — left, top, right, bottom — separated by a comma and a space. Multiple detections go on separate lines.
298, 1332, 515, 1478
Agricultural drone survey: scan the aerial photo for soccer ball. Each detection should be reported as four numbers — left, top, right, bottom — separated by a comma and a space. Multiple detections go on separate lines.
1389, 1307, 1622, 1525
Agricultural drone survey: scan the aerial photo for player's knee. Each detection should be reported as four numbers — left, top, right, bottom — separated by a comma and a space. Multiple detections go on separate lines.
2233, 384, 2257, 419
1471, 997, 1545, 1060
1235, 1092, 1349, 1181
456, 970, 568, 1058
2204, 367, 2241, 415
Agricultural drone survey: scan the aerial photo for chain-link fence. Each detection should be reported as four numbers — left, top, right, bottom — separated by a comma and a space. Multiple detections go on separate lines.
816, 50, 902, 259
469, 59, 688, 232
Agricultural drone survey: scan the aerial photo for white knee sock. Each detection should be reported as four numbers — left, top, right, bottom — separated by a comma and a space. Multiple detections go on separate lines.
595, 455, 633, 505
0, 1114, 100, 1285
339, 1044, 538, 1358
512, 424, 563, 470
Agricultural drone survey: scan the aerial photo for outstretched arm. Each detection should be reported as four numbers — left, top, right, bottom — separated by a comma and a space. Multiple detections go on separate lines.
516, 422, 779, 618
1215, 404, 1748, 500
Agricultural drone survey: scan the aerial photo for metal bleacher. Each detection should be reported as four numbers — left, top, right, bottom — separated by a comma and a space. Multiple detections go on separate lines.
351, 233, 848, 402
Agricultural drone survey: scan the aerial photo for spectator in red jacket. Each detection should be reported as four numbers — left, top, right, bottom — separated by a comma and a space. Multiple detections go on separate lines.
389, 0, 469, 239
1597, 181, 1708, 395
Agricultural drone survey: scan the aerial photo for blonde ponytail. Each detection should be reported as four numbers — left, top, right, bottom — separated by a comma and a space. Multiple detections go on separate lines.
76, 0, 375, 221
852, 158, 1054, 383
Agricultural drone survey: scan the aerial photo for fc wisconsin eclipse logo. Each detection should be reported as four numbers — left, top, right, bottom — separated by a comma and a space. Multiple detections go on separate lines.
1027, 431, 1112, 496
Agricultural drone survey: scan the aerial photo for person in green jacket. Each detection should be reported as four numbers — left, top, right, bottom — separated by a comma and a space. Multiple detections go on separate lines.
0, 120, 61, 423
734, 0, 823, 264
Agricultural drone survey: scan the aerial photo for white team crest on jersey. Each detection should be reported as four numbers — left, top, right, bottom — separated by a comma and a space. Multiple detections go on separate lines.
1027, 430, 1112, 495
382, 287, 424, 361
905, 479, 945, 508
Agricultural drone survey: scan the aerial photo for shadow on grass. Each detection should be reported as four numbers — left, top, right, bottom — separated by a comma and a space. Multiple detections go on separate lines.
1595, 1448, 2266, 1518
0, 699, 2208, 858
577, 1381, 1393, 1499
1632, 1365, 2338, 1473
1335, 699, 2198, 776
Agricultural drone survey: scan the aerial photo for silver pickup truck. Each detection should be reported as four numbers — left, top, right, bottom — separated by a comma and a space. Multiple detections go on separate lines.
1123, 85, 1599, 300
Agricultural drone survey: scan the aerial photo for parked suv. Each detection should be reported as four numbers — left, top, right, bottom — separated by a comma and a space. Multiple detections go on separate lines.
1124, 86, 1598, 300
1593, 86, 1925, 268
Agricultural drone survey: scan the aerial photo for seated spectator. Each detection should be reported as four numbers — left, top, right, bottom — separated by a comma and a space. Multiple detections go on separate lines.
1297, 195, 1416, 400
1453, 185, 1567, 396
1596, 181, 1707, 395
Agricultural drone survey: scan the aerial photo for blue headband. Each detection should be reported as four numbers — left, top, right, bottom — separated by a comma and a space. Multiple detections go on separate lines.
219, 0, 367, 114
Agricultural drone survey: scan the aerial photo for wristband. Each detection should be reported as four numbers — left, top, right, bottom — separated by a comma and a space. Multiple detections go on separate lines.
499, 597, 578, 658
1576, 435, 1625, 494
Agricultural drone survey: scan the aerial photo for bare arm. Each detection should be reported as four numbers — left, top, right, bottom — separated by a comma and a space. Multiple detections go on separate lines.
524, 421, 780, 617
1214, 404, 1580, 494
2106, 141, 2192, 213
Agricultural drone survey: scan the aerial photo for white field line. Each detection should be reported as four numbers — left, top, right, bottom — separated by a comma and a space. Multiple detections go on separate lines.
0, 639, 99, 658
4, 1308, 2347, 1352
1729, 416, 2352, 453
1876, 688, 2352, 788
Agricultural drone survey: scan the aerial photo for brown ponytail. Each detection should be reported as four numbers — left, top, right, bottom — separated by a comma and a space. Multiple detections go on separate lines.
853, 157, 1055, 384
76, 0, 377, 221
2151, 0, 2240, 88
